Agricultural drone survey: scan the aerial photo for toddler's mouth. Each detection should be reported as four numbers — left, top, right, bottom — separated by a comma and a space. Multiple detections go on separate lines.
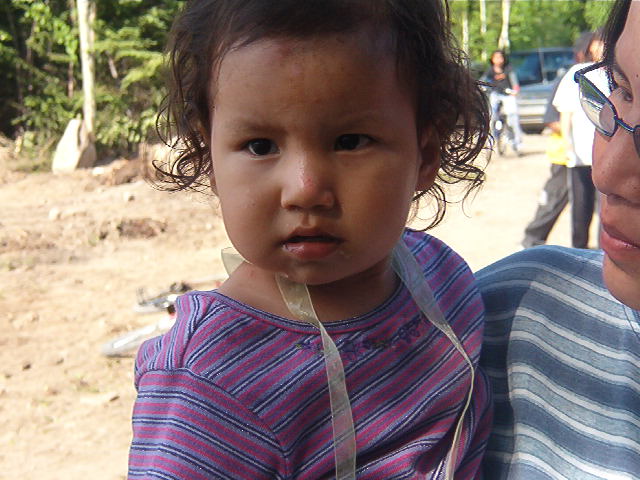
287, 235, 339, 243
283, 232, 342, 260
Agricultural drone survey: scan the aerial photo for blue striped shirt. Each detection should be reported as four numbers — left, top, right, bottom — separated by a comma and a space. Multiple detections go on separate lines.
478, 246, 640, 479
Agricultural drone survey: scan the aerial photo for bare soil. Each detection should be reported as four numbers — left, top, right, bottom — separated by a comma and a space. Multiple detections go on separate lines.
1, 133, 588, 479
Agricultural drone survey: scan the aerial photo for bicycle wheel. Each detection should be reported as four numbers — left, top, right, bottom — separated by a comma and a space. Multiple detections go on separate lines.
101, 313, 175, 357
496, 119, 507, 156
508, 125, 521, 157
133, 277, 226, 313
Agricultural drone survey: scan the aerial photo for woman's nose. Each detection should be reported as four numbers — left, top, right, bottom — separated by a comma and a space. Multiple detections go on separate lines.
592, 127, 640, 204
279, 152, 335, 210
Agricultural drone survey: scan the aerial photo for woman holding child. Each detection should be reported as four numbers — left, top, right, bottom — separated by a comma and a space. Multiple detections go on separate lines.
480, 0, 640, 478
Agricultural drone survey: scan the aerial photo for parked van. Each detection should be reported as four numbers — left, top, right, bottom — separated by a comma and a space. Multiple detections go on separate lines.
510, 47, 574, 133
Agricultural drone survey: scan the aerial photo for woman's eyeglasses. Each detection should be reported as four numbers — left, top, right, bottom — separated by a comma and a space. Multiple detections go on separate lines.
574, 61, 640, 157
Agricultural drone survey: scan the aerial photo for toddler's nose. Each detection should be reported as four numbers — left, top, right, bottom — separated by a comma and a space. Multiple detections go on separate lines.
280, 152, 335, 210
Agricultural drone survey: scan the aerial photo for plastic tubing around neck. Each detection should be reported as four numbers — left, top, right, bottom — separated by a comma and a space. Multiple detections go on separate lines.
222, 238, 475, 480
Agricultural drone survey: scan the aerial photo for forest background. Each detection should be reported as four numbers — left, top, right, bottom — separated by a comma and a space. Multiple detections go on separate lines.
0, 0, 614, 171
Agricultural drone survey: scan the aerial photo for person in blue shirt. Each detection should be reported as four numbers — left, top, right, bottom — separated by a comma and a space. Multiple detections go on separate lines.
479, 1, 640, 478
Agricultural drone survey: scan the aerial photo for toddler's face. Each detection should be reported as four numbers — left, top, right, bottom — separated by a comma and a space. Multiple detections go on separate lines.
207, 28, 439, 289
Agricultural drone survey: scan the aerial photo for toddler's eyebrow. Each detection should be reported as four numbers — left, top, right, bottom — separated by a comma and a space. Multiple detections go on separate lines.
223, 118, 275, 134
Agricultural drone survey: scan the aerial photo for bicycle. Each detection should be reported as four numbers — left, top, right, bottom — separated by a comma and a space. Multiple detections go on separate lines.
480, 82, 521, 158
490, 88, 520, 157
101, 276, 226, 357
493, 97, 515, 156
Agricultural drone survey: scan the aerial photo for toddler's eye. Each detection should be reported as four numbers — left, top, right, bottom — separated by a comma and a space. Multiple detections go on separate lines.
334, 134, 371, 151
246, 139, 277, 156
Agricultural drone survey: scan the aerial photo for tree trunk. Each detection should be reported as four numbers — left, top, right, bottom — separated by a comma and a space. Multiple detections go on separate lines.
67, 0, 76, 98
76, 0, 96, 167
54, 0, 96, 171
462, 2, 470, 54
499, 0, 512, 51
479, 0, 487, 61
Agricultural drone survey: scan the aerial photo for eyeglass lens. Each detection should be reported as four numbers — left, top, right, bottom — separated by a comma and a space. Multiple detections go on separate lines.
600, 102, 616, 134
579, 76, 613, 134
580, 75, 640, 156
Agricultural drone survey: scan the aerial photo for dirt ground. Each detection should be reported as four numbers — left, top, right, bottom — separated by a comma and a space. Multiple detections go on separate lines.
1, 132, 593, 479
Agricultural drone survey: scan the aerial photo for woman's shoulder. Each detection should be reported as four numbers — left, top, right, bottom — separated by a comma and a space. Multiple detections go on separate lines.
482, 244, 600, 270
476, 245, 602, 278
476, 246, 606, 310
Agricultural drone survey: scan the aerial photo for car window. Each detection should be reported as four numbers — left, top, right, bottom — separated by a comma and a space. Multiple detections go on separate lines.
542, 51, 574, 82
511, 52, 542, 86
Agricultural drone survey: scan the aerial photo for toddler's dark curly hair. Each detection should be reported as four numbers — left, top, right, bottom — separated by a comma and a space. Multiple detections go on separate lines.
155, 0, 490, 228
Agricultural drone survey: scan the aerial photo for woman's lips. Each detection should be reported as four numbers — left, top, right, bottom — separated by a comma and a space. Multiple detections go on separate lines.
600, 222, 640, 263
602, 223, 640, 249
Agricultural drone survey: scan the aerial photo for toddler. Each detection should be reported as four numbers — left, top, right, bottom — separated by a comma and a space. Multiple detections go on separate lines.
128, 0, 492, 478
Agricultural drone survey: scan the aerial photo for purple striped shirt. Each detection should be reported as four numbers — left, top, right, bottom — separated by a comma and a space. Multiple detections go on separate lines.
128, 230, 491, 479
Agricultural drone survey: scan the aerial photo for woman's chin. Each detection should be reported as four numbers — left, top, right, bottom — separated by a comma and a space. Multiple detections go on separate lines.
602, 255, 640, 310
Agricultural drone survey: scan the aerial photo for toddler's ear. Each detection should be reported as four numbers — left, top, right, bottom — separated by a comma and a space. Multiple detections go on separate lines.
208, 166, 217, 194
416, 129, 441, 191
198, 122, 217, 194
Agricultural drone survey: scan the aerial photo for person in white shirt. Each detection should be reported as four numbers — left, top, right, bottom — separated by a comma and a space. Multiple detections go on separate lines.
553, 32, 606, 248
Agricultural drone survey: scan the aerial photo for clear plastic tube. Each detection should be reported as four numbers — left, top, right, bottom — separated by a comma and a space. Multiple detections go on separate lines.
275, 276, 357, 480
391, 240, 475, 479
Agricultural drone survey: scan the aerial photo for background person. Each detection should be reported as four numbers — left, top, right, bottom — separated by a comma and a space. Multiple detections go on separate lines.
520, 78, 569, 248
553, 31, 606, 248
521, 32, 593, 249
481, 49, 524, 155
480, 1, 640, 477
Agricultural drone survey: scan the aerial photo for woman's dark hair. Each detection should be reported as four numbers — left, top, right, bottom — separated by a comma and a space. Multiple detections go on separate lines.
155, 0, 489, 228
603, 0, 631, 69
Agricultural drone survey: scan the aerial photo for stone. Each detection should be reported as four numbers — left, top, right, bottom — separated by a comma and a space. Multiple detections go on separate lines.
51, 118, 96, 173
48, 208, 62, 221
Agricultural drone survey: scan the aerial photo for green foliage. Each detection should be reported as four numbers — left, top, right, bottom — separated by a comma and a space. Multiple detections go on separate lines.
450, 0, 615, 63
0, 0, 620, 168
92, 0, 183, 154
584, 1, 615, 31
1, 0, 183, 166
0, 0, 79, 161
